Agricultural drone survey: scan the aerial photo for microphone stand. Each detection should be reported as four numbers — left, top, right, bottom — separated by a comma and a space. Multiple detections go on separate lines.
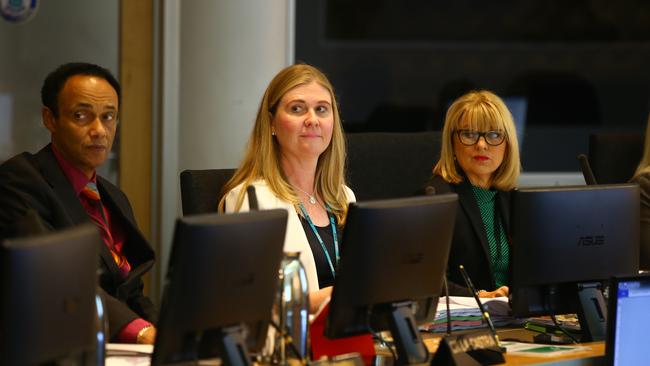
444, 276, 451, 336
432, 266, 505, 366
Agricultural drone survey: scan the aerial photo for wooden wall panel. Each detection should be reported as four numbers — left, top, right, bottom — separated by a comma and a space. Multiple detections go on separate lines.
119, 0, 153, 240
119, 0, 155, 296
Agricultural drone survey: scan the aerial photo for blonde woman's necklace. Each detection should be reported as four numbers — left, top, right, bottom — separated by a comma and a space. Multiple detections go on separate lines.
293, 185, 317, 205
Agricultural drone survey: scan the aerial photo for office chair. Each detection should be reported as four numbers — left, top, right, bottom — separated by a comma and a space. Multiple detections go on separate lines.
1, 223, 101, 365
578, 132, 644, 185
180, 168, 236, 215
346, 131, 441, 201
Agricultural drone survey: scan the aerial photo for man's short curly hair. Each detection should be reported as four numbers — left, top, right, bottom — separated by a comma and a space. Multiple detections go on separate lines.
41, 62, 120, 117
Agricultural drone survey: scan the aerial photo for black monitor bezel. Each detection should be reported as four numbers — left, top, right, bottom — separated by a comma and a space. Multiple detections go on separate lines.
605, 273, 650, 365
510, 183, 640, 318
151, 209, 287, 365
326, 194, 458, 338
1, 223, 99, 365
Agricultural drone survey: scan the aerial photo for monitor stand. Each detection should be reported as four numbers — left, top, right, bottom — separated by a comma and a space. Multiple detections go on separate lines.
385, 301, 430, 366
544, 282, 607, 343
575, 282, 607, 342
216, 324, 252, 366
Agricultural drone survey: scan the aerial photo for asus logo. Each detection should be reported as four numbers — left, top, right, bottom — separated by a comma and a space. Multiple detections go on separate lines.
577, 235, 605, 246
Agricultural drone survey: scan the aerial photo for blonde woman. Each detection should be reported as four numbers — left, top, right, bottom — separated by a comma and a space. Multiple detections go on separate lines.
630, 114, 650, 269
428, 90, 521, 298
219, 64, 355, 312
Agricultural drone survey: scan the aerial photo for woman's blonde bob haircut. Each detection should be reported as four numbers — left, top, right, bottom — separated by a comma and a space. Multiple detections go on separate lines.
634, 114, 650, 178
218, 64, 349, 224
433, 90, 521, 190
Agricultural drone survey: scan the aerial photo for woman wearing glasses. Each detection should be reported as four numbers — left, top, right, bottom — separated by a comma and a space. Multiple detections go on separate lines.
427, 90, 521, 298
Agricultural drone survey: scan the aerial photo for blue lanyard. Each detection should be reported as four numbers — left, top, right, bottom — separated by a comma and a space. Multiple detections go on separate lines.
298, 203, 339, 278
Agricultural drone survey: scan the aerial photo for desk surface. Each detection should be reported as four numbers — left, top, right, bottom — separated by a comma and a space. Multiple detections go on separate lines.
106, 329, 605, 366
422, 328, 605, 365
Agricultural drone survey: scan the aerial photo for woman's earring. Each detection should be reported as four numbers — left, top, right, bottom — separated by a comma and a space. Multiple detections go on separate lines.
271, 131, 276, 136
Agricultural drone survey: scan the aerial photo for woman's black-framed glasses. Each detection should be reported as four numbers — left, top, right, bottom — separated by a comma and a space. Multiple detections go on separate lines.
456, 129, 506, 146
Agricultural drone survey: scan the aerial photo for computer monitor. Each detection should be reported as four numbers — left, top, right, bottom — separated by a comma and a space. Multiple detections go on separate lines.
151, 209, 287, 366
326, 194, 458, 365
510, 184, 640, 342
1, 223, 100, 365
606, 274, 650, 366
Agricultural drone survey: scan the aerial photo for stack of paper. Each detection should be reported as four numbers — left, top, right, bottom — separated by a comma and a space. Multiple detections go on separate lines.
420, 296, 515, 332
106, 344, 152, 366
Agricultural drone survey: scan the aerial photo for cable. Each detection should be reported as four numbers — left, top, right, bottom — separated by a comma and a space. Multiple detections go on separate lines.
543, 286, 579, 344
366, 308, 397, 361
371, 327, 397, 361
549, 313, 579, 344
269, 320, 308, 365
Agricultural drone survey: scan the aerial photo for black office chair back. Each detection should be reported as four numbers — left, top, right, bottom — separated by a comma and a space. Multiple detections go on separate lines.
1, 223, 100, 365
180, 169, 236, 215
346, 131, 441, 201
579, 133, 644, 185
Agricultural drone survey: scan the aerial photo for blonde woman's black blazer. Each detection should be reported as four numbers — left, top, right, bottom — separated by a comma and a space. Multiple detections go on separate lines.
425, 175, 512, 296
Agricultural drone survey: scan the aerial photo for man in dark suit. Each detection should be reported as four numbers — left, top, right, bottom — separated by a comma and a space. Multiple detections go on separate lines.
0, 62, 157, 344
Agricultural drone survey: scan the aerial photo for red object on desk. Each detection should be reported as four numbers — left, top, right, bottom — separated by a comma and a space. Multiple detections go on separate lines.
310, 303, 376, 365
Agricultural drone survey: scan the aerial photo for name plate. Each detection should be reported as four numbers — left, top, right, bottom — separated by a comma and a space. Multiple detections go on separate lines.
432, 330, 505, 366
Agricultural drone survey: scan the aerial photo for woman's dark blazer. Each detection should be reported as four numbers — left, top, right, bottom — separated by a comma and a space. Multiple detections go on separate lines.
425, 175, 512, 296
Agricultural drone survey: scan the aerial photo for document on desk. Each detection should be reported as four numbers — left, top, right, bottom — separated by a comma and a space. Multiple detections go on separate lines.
501, 341, 592, 358
440, 296, 510, 316
106, 343, 152, 366
420, 296, 516, 332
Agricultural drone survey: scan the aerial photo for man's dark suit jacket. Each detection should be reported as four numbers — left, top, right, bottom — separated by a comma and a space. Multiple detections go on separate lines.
426, 175, 512, 296
0, 144, 157, 340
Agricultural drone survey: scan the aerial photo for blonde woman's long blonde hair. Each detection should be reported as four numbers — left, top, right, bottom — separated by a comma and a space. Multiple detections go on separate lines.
433, 90, 521, 191
218, 64, 349, 224
634, 115, 650, 178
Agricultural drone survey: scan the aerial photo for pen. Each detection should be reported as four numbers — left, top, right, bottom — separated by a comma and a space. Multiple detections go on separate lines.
458, 264, 501, 347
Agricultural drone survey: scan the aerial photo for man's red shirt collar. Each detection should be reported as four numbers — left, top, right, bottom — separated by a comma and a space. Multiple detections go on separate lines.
50, 144, 97, 196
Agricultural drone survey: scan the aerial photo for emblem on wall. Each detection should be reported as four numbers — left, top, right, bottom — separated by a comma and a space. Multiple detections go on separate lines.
1, 0, 38, 24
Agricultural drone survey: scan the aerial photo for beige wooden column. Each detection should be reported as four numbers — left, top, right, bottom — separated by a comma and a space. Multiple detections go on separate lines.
119, 0, 155, 300
118, 0, 153, 243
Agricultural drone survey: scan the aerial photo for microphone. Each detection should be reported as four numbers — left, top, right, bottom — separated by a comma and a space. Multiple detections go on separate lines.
246, 185, 259, 211
424, 186, 436, 196
432, 266, 505, 364
458, 265, 501, 348
578, 154, 597, 185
